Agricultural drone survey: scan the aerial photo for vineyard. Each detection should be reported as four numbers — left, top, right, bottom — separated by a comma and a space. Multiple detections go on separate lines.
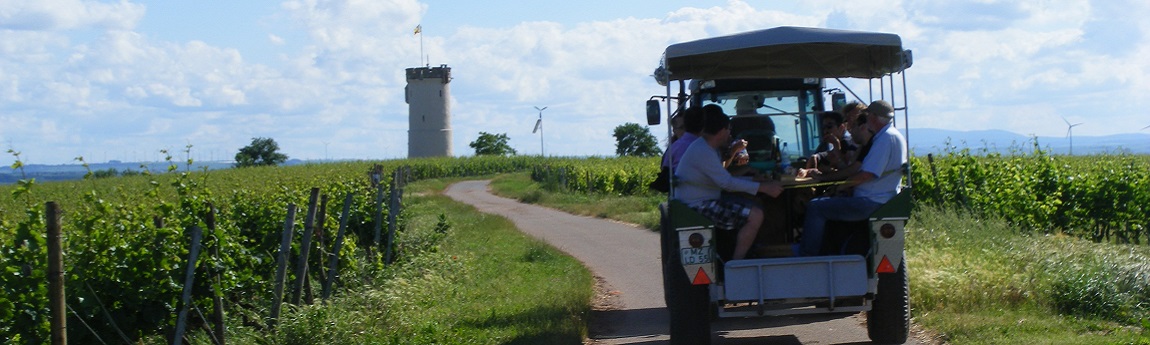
530, 156, 661, 196
2, 146, 1149, 343
530, 146, 1150, 245
910, 143, 1150, 243
0, 154, 539, 344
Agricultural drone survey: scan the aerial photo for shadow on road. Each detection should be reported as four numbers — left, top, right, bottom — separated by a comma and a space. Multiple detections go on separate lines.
711, 335, 869, 345
716, 311, 859, 331
589, 307, 870, 345
589, 307, 668, 340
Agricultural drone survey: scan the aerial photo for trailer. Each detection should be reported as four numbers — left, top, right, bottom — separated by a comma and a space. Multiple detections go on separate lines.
647, 26, 914, 344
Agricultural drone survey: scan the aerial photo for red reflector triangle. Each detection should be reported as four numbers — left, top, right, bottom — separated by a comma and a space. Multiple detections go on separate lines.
692, 267, 712, 285
877, 256, 896, 273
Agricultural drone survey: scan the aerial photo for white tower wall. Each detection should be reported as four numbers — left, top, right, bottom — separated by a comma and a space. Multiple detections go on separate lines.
405, 65, 452, 158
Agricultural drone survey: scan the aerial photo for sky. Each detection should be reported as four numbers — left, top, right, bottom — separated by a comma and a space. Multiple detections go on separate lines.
1, 0, 1148, 165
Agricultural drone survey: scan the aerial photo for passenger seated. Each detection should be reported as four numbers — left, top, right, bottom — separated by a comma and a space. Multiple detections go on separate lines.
839, 101, 866, 144
798, 100, 907, 257
800, 112, 872, 183
674, 106, 784, 260
660, 107, 704, 172
805, 111, 857, 173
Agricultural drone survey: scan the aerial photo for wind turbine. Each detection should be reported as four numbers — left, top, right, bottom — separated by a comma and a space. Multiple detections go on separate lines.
1142, 124, 1150, 131
1062, 117, 1083, 156
533, 106, 548, 156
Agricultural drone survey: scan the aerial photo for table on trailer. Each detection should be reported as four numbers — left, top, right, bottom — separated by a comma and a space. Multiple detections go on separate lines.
753, 176, 850, 245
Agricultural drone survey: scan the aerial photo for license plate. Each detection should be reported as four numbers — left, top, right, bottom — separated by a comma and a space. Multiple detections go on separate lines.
680, 247, 712, 265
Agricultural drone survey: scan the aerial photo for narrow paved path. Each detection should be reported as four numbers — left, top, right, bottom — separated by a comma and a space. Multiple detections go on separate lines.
445, 180, 923, 344
445, 180, 666, 343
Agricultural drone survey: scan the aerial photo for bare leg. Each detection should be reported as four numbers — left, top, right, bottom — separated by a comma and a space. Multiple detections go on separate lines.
732, 207, 764, 260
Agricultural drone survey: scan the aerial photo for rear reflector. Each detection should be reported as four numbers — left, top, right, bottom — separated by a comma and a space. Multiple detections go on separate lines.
877, 255, 896, 274
692, 267, 712, 285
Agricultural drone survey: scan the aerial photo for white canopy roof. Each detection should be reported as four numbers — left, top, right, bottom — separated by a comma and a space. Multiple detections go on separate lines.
663, 26, 912, 81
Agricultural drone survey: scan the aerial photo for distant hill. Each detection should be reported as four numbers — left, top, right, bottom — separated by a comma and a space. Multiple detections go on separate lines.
0, 161, 232, 184
909, 128, 1150, 156
3, 130, 1147, 185
0, 159, 320, 185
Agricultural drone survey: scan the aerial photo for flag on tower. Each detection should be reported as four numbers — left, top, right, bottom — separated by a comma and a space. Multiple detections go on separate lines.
414, 25, 422, 35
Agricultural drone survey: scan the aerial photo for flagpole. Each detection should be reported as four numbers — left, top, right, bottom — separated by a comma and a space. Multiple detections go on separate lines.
415, 24, 424, 66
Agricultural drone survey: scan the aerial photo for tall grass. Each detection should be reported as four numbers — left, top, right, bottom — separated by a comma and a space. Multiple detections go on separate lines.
221, 178, 594, 344
909, 204, 1150, 344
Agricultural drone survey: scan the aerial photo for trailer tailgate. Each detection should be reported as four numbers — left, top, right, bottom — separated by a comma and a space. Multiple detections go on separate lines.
724, 255, 868, 301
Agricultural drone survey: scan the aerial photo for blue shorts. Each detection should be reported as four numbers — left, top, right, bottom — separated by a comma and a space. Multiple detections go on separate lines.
689, 198, 754, 231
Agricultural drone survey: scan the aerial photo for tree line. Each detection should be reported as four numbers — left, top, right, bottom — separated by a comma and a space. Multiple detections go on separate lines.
470, 122, 661, 157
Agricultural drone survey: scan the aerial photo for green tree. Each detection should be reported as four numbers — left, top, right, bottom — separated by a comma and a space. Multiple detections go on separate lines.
613, 123, 661, 157
234, 137, 288, 167
92, 168, 119, 179
469, 132, 517, 156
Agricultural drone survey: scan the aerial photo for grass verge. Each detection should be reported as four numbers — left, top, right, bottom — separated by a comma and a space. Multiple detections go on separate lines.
909, 205, 1150, 344
490, 172, 1150, 344
220, 177, 593, 345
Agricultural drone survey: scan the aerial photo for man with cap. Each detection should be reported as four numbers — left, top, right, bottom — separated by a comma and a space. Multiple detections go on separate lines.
798, 100, 907, 256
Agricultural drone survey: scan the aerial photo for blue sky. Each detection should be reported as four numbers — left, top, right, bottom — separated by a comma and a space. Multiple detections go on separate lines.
1, 0, 1148, 165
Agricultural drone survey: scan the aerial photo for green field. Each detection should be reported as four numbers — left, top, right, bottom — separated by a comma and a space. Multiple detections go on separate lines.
3, 149, 1150, 344
0, 155, 583, 344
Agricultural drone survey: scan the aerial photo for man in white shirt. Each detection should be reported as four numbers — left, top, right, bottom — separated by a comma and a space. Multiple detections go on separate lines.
675, 106, 784, 260
799, 100, 907, 256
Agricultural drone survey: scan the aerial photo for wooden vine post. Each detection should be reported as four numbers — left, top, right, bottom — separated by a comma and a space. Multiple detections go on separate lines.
173, 226, 204, 345
322, 193, 353, 301
385, 169, 400, 265
292, 188, 320, 305
269, 204, 297, 329
371, 165, 385, 259
46, 202, 66, 345
206, 203, 225, 345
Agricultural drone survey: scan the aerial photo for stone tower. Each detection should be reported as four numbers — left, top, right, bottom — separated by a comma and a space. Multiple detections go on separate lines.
405, 64, 452, 158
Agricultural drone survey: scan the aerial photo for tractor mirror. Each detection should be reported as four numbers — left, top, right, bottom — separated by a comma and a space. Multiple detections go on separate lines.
646, 100, 661, 125
831, 93, 846, 113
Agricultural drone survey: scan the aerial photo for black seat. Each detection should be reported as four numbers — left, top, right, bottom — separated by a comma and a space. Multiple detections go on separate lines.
736, 129, 777, 163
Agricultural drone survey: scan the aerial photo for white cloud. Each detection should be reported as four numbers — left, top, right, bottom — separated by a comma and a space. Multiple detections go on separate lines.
438, 3, 834, 157
1, 0, 1148, 165
0, 0, 144, 31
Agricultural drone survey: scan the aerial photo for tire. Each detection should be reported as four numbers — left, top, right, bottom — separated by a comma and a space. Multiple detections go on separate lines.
660, 206, 712, 345
867, 259, 909, 344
